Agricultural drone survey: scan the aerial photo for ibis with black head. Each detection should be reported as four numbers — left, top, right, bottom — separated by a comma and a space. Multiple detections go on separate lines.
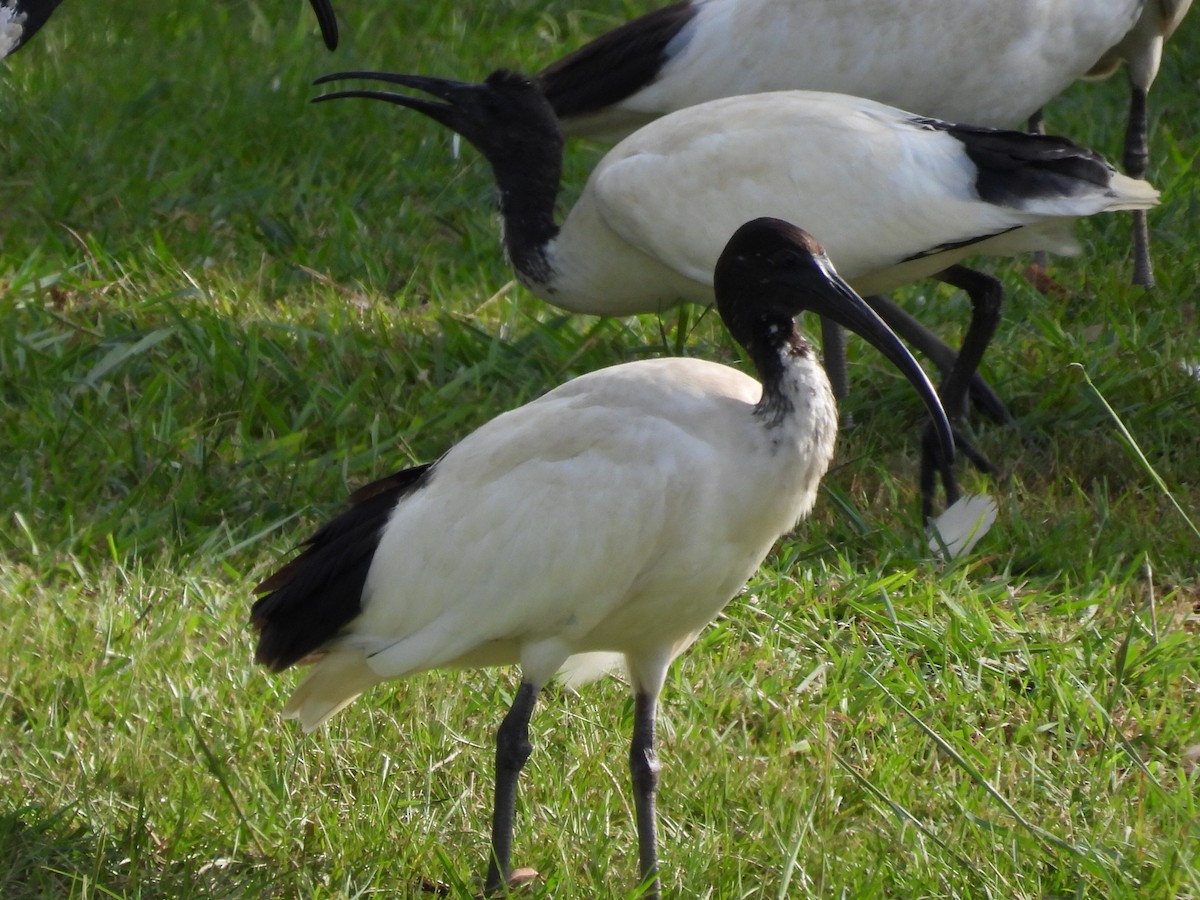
537, 0, 1188, 286
312, 69, 1158, 500
252, 218, 956, 898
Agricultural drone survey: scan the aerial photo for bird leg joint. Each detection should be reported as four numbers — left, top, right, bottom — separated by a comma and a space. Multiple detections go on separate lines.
496, 702, 534, 774
630, 744, 661, 795
1123, 88, 1149, 178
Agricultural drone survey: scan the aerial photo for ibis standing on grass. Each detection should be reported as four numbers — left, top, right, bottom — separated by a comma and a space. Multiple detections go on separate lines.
537, 0, 1191, 286
252, 218, 957, 898
0, 0, 340, 58
535, 0, 1190, 404
312, 69, 1159, 501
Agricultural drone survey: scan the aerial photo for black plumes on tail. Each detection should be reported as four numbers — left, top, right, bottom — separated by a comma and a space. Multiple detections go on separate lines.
538, 1, 697, 120
914, 117, 1115, 205
251, 463, 435, 672
6, 0, 65, 55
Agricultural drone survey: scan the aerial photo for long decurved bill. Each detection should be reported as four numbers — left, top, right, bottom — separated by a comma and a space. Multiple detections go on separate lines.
810, 254, 957, 485
312, 71, 482, 133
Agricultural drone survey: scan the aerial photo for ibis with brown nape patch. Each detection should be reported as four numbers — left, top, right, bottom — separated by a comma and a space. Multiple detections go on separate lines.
252, 218, 956, 899
311, 69, 1159, 509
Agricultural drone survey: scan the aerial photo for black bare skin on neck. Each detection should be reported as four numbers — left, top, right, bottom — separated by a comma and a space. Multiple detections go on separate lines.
538, 1, 699, 120
470, 72, 565, 287
753, 329, 813, 426
715, 261, 811, 424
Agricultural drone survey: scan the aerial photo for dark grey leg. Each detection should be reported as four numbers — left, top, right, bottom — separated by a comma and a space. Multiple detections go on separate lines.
1124, 85, 1154, 288
865, 293, 1012, 425
484, 682, 539, 894
630, 691, 662, 899
921, 427, 959, 520
918, 266, 1003, 517
929, 266, 1004, 426
821, 316, 850, 405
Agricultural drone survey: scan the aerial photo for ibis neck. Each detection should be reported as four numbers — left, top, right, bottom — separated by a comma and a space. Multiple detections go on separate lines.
751, 328, 815, 427
491, 146, 563, 292
721, 303, 807, 423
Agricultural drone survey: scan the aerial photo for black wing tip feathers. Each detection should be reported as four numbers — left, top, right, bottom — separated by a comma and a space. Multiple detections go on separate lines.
251, 462, 435, 672
5, 0, 66, 55
538, 0, 698, 120
915, 116, 1118, 205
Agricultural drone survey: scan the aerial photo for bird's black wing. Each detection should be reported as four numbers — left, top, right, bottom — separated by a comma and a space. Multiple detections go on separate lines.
912, 116, 1115, 207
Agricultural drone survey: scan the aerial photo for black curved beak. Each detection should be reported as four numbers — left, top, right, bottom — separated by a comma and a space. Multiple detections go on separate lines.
308, 0, 339, 51
808, 254, 957, 491
312, 71, 482, 134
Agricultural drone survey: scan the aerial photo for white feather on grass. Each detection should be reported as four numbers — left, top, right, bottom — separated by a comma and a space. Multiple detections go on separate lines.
928, 494, 998, 559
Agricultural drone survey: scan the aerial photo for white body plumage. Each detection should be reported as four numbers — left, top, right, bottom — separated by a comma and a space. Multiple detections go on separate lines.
253, 219, 958, 895
283, 354, 836, 730
544, 91, 1159, 316
546, 0, 1165, 141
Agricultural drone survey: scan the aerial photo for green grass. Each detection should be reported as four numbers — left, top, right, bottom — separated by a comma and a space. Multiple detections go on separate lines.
2, 1, 1199, 897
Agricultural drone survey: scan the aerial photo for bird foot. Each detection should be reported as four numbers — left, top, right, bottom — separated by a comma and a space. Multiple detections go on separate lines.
475, 867, 540, 897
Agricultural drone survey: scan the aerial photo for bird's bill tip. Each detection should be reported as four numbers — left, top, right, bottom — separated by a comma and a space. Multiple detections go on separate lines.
308, 0, 338, 50
310, 87, 414, 107
820, 273, 956, 469
309, 84, 460, 123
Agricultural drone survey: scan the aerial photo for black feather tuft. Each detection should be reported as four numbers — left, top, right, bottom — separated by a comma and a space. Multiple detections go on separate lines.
251, 463, 435, 672
538, 1, 698, 120
913, 117, 1117, 207
5, 0, 65, 56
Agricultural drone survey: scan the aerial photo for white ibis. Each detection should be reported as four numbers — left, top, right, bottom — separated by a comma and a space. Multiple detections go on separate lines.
311, 69, 1158, 501
252, 217, 957, 898
0, 0, 339, 59
537, 0, 1187, 284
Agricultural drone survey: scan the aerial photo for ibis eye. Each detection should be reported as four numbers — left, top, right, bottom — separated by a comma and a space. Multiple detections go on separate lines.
767, 249, 803, 270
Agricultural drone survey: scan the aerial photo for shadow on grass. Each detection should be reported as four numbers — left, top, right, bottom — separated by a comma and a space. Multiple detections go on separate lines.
0, 802, 285, 899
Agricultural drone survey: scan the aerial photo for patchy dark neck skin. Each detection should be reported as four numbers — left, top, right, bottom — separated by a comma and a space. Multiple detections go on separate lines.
498, 186, 560, 290
752, 328, 812, 427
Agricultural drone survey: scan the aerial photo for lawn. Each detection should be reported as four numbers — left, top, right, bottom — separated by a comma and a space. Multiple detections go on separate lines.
1, 1, 1198, 897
